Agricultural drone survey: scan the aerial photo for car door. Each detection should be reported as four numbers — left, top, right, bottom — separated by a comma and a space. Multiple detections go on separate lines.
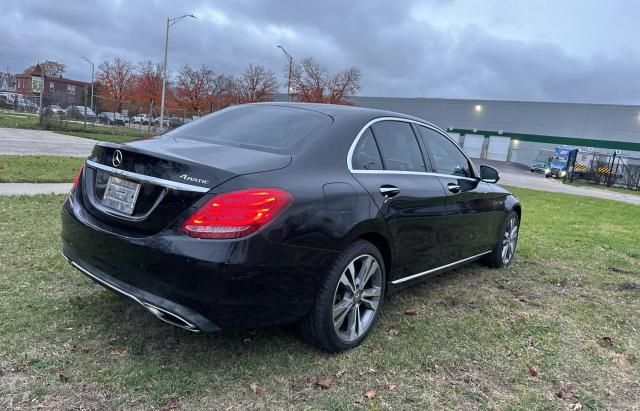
415, 125, 502, 263
349, 120, 447, 280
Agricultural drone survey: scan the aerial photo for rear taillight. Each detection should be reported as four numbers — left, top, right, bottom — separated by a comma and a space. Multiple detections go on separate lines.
181, 188, 293, 239
72, 165, 84, 191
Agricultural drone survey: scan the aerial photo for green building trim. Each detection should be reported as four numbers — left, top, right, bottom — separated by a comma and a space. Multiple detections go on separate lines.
450, 128, 640, 152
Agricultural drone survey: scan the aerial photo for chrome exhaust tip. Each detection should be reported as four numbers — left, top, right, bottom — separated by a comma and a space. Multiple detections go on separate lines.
141, 302, 200, 332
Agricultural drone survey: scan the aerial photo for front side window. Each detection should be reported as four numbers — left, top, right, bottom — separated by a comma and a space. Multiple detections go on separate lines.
371, 121, 425, 172
418, 126, 472, 178
352, 128, 383, 170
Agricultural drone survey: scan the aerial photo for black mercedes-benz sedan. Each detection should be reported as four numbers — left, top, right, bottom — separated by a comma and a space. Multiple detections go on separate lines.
61, 103, 521, 352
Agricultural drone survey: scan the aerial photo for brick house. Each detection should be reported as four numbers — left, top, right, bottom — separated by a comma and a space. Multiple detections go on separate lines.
15, 63, 89, 107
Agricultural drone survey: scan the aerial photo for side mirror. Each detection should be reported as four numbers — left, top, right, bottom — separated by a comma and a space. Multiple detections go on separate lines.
480, 165, 500, 183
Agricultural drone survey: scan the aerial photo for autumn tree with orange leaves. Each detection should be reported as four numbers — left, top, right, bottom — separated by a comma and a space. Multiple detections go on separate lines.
174, 64, 212, 112
290, 57, 361, 104
96, 57, 135, 111
131, 61, 163, 111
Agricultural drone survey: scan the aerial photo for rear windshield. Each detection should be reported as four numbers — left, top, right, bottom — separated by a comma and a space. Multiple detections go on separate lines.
165, 105, 330, 152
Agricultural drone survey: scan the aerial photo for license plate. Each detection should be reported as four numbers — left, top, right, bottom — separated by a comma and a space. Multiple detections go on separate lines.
102, 176, 141, 215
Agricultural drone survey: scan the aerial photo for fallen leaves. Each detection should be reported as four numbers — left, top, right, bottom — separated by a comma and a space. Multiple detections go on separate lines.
515, 295, 528, 302
602, 336, 613, 345
528, 366, 538, 377
556, 384, 576, 399
316, 377, 333, 389
365, 390, 376, 399
159, 397, 182, 411
58, 371, 69, 383
404, 308, 418, 316
249, 383, 267, 395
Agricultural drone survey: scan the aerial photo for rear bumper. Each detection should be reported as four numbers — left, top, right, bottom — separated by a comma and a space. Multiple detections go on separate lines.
61, 198, 339, 331
63, 252, 216, 332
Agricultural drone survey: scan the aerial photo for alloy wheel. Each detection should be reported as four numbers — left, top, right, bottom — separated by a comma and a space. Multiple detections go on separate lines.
501, 216, 519, 265
332, 254, 382, 342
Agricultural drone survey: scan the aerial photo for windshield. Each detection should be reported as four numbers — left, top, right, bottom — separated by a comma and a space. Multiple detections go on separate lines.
551, 156, 567, 164
166, 105, 330, 153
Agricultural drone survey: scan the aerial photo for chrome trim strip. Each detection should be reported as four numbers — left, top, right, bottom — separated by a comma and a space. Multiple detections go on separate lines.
65, 255, 199, 332
390, 251, 492, 285
86, 160, 210, 193
351, 169, 479, 182
346, 116, 480, 178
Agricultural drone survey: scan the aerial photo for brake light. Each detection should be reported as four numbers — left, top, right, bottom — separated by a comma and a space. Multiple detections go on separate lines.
72, 165, 84, 191
181, 188, 293, 239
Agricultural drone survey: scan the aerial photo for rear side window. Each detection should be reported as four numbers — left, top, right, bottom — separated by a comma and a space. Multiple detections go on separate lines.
418, 126, 473, 178
166, 105, 329, 153
352, 128, 383, 170
371, 121, 426, 172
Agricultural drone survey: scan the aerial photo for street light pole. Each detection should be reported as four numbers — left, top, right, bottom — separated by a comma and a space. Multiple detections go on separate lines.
160, 14, 195, 131
81, 57, 94, 112
277, 45, 293, 101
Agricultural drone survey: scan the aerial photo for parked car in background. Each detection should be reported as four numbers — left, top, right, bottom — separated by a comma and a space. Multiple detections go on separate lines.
65, 105, 96, 121
98, 112, 125, 126
530, 155, 551, 176
45, 105, 65, 116
132, 113, 151, 125
62, 103, 521, 352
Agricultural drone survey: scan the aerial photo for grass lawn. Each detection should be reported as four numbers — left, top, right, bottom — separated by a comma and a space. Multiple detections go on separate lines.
0, 110, 40, 129
0, 110, 150, 143
0, 189, 639, 409
562, 179, 640, 196
0, 156, 84, 183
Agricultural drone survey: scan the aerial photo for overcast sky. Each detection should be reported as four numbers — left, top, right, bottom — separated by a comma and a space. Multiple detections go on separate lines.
2, 0, 639, 104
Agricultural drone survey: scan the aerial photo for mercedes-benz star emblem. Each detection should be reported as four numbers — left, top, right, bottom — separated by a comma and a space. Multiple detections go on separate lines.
112, 150, 123, 167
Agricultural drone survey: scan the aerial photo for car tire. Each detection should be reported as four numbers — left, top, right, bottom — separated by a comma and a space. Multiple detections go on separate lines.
298, 240, 386, 352
485, 211, 519, 268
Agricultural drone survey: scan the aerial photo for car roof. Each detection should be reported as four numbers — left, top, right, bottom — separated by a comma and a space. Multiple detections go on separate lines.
251, 102, 443, 132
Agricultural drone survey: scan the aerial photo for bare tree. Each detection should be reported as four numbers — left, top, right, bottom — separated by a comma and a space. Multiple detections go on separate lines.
232, 64, 278, 104
24, 60, 67, 77
290, 57, 361, 104
96, 57, 135, 111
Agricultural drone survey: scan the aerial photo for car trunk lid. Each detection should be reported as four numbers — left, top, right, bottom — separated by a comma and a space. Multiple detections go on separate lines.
81, 137, 291, 235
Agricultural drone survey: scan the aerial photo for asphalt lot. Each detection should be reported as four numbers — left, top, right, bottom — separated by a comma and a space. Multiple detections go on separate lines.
478, 159, 640, 205
0, 127, 95, 157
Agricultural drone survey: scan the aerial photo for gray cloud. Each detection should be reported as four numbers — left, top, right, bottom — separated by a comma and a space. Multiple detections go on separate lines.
1, 0, 638, 104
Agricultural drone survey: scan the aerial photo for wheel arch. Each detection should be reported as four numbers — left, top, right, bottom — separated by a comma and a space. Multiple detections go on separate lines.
356, 232, 394, 281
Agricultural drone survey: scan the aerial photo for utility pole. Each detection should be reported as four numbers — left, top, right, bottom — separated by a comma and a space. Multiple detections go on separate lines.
82, 57, 95, 113
160, 14, 196, 131
277, 45, 293, 101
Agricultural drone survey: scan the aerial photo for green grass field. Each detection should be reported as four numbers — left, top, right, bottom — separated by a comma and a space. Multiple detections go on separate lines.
0, 189, 638, 409
0, 156, 84, 183
562, 179, 640, 196
0, 110, 150, 143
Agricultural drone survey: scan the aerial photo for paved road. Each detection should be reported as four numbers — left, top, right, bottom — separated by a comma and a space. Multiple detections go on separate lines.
0, 183, 72, 195
0, 127, 96, 157
478, 159, 640, 205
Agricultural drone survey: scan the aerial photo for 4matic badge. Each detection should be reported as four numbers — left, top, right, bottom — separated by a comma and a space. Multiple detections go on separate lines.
179, 174, 209, 185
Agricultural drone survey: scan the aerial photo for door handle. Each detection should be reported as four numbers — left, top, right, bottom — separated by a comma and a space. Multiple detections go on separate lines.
380, 185, 400, 198
447, 183, 461, 194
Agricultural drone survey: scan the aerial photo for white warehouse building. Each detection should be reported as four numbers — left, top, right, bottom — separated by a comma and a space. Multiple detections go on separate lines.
349, 96, 640, 166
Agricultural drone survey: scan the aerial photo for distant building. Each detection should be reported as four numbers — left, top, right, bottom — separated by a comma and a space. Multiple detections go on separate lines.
14, 63, 88, 107
349, 96, 640, 166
